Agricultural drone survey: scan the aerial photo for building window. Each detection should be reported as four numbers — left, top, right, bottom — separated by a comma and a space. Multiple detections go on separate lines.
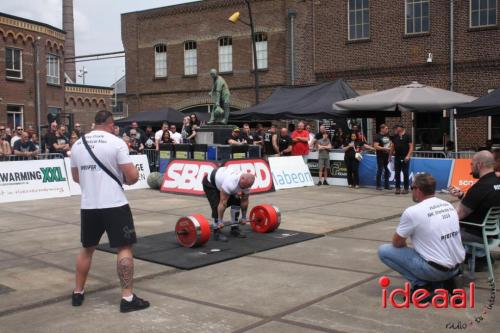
184, 41, 197, 76
348, 0, 370, 40
492, 116, 500, 144
46, 54, 60, 85
218, 37, 232, 73
253, 32, 268, 70
470, 0, 497, 27
155, 44, 167, 78
7, 105, 23, 129
112, 101, 124, 114
406, 0, 430, 34
5, 48, 22, 79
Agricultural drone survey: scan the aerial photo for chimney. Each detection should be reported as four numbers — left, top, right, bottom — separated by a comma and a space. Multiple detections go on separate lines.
63, 0, 76, 83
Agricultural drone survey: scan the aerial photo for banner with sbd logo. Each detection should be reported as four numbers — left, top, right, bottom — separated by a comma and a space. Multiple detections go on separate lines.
0, 159, 71, 203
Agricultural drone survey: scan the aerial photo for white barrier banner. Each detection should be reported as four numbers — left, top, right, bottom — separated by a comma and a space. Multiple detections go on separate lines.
64, 155, 151, 195
0, 159, 71, 203
268, 156, 314, 190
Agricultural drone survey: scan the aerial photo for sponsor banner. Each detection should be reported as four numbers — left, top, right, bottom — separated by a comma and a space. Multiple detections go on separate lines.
269, 156, 314, 190
0, 159, 71, 203
358, 155, 453, 190
450, 159, 476, 192
160, 159, 218, 195
65, 155, 151, 195
221, 159, 274, 194
307, 151, 348, 186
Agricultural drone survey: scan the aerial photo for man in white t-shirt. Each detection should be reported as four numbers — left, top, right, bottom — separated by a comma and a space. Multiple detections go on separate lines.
202, 167, 255, 241
154, 121, 170, 150
70, 110, 150, 313
169, 124, 182, 144
378, 173, 465, 296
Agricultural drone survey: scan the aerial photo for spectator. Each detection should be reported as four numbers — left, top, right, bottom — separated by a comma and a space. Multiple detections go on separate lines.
350, 124, 367, 142
4, 127, 12, 144
74, 123, 83, 137
190, 114, 201, 128
288, 123, 295, 133
142, 126, 155, 149
262, 125, 277, 159
314, 124, 328, 144
493, 148, 500, 177
113, 125, 121, 137
391, 124, 413, 195
170, 124, 182, 144
11, 125, 23, 147
126, 121, 145, 142
291, 121, 310, 163
181, 116, 196, 144
374, 124, 392, 190
332, 127, 344, 149
59, 125, 69, 142
272, 127, 292, 157
306, 124, 315, 150
31, 133, 40, 151
449, 150, 500, 271
13, 131, 38, 158
316, 131, 332, 186
26, 125, 35, 140
44, 122, 58, 153
252, 123, 264, 147
155, 122, 170, 150
226, 127, 246, 145
159, 130, 174, 145
0, 134, 12, 159
69, 131, 79, 147
46, 125, 70, 156
378, 173, 464, 299
241, 123, 254, 144
129, 129, 144, 154
343, 132, 372, 188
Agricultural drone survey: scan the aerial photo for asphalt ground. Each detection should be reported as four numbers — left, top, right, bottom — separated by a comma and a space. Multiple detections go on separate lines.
0, 186, 498, 332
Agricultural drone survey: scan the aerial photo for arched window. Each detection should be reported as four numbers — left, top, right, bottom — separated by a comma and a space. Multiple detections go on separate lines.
218, 37, 232, 73
154, 44, 167, 77
254, 32, 268, 70
184, 41, 197, 76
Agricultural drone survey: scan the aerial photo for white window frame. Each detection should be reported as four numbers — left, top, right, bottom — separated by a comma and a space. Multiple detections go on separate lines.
348, 0, 370, 41
154, 44, 168, 78
470, 0, 498, 28
7, 104, 24, 129
405, 0, 430, 35
46, 54, 60, 85
5, 47, 23, 79
253, 32, 268, 70
184, 41, 198, 76
218, 37, 233, 73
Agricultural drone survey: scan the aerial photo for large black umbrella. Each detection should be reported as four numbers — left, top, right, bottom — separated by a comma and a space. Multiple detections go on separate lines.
455, 88, 500, 117
229, 80, 359, 121
115, 107, 184, 126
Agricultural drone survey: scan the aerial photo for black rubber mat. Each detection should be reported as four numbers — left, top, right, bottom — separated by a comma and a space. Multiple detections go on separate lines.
97, 225, 323, 270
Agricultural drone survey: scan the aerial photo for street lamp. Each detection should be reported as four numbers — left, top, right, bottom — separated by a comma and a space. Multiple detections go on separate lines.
229, 0, 260, 105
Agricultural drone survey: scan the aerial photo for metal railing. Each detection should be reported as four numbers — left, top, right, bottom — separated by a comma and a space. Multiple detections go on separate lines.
143, 149, 159, 172
447, 151, 476, 159
1, 153, 65, 161
411, 151, 448, 158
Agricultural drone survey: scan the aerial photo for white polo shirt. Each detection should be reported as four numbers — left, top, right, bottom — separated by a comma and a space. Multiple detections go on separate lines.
397, 196, 465, 268
170, 131, 182, 144
212, 167, 250, 196
70, 130, 131, 209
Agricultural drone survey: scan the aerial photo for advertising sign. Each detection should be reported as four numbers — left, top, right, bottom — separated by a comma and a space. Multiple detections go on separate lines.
449, 159, 477, 192
307, 151, 348, 186
160, 159, 218, 195
269, 156, 314, 190
222, 159, 274, 193
0, 159, 71, 203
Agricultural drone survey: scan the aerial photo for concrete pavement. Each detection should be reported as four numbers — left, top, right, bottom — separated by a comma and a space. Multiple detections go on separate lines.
0, 186, 498, 332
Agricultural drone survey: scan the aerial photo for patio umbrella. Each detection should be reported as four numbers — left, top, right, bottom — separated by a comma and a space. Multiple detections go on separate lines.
333, 81, 476, 117
455, 87, 500, 117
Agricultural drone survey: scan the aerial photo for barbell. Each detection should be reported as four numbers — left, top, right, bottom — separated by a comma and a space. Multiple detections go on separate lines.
175, 204, 281, 248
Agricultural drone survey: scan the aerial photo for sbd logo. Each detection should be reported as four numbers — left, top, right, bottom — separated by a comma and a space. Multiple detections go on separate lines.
379, 276, 475, 309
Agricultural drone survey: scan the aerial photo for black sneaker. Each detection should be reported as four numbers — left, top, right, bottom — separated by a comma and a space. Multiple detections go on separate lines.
317, 181, 322, 186
120, 294, 150, 313
72, 292, 84, 306
213, 229, 228, 242
376, 187, 383, 191
230, 226, 247, 238
323, 180, 329, 185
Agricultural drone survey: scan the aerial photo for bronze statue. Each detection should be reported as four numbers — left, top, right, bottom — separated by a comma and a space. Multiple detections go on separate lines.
208, 69, 231, 124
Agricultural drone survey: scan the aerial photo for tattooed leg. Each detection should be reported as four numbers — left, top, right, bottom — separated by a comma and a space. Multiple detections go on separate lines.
117, 246, 134, 296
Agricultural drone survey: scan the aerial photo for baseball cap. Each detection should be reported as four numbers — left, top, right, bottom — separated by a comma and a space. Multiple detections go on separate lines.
233, 127, 240, 132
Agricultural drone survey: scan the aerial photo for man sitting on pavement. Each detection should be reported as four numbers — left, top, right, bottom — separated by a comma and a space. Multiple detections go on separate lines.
449, 150, 500, 271
378, 173, 465, 298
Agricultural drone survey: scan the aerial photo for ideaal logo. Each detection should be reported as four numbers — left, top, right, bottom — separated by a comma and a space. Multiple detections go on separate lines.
0, 167, 66, 183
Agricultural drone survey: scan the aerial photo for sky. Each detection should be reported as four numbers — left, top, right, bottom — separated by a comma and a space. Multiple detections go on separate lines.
2, 0, 198, 87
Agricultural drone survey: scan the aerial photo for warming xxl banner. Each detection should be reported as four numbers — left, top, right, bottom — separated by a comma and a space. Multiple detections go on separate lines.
0, 159, 71, 203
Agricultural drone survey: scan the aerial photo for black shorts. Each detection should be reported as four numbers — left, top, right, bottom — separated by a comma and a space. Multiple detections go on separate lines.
80, 204, 137, 248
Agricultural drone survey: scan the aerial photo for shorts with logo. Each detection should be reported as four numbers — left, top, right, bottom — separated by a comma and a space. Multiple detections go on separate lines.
80, 204, 136, 248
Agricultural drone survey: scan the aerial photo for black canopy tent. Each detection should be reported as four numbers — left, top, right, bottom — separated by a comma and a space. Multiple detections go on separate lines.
455, 88, 500, 117
115, 107, 185, 126
229, 80, 359, 121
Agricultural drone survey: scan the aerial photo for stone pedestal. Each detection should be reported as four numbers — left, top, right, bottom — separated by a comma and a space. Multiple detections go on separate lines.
196, 125, 235, 145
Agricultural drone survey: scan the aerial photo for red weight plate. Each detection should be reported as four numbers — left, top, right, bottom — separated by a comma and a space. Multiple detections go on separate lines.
175, 215, 211, 248
269, 205, 281, 232
250, 204, 278, 233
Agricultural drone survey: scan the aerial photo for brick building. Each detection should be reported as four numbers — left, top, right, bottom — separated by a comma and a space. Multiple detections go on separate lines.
122, 0, 499, 149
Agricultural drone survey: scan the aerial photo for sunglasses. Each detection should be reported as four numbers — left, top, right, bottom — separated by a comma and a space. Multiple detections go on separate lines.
75, 125, 81, 128
17, 128, 23, 131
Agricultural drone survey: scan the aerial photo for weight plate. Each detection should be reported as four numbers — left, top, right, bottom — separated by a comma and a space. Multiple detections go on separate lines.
270, 205, 281, 232
249, 204, 278, 233
175, 214, 211, 248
